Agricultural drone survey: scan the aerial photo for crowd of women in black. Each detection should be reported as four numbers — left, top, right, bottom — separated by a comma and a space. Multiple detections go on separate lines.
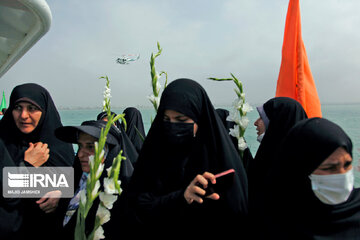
0, 79, 359, 239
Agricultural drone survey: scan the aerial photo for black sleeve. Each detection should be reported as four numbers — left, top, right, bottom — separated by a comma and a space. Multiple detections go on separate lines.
0, 197, 22, 239
0, 141, 23, 239
130, 189, 188, 224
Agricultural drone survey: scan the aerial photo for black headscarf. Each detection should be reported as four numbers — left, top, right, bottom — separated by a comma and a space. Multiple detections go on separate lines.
97, 111, 122, 129
55, 120, 135, 239
55, 120, 135, 191
216, 108, 253, 172
122, 107, 146, 154
249, 97, 308, 177
96, 111, 139, 166
0, 83, 74, 240
264, 118, 360, 239
101, 120, 135, 188
126, 79, 248, 235
248, 97, 308, 235
0, 83, 74, 166
248, 97, 307, 186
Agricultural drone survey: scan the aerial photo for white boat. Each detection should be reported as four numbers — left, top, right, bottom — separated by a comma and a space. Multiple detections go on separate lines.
0, 0, 52, 78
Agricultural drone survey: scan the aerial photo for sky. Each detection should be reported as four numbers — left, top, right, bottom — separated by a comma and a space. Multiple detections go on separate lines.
1, 0, 360, 109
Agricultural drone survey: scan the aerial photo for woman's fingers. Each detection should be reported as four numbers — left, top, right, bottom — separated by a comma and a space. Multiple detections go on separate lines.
184, 172, 220, 204
24, 142, 50, 167
202, 172, 216, 185
206, 193, 220, 201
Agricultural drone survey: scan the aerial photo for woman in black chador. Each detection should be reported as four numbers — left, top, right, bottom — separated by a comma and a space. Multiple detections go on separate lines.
0, 83, 74, 167
263, 118, 360, 239
125, 79, 248, 236
248, 97, 307, 235
55, 120, 134, 239
97, 111, 139, 166
249, 97, 308, 187
0, 83, 74, 239
122, 107, 146, 154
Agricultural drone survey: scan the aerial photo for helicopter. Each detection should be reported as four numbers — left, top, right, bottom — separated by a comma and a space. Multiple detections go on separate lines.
116, 54, 140, 64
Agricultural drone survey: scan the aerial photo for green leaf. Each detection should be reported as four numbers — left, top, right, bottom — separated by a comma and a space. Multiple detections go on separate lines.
160, 71, 168, 88
134, 125, 145, 142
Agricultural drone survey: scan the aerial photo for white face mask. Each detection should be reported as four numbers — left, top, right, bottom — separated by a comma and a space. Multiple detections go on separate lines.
309, 169, 354, 205
257, 132, 265, 143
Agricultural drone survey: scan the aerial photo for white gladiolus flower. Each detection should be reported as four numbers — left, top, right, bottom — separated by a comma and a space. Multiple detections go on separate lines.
227, 110, 240, 125
239, 117, 249, 130
89, 155, 95, 168
229, 125, 240, 139
228, 98, 252, 153
147, 94, 160, 107
94, 226, 105, 240
104, 177, 115, 194
99, 149, 105, 161
155, 79, 161, 94
104, 177, 121, 195
232, 98, 244, 110
91, 180, 101, 199
104, 86, 111, 99
96, 204, 111, 225
95, 163, 104, 179
106, 166, 112, 177
241, 102, 253, 114
80, 190, 86, 206
99, 192, 118, 210
209, 74, 252, 155
155, 96, 160, 107
75, 75, 124, 240
238, 137, 248, 151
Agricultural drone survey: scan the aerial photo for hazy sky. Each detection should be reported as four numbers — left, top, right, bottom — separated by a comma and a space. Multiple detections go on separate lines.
1, 0, 360, 108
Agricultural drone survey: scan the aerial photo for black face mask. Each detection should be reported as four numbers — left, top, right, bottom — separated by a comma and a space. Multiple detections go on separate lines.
163, 121, 195, 146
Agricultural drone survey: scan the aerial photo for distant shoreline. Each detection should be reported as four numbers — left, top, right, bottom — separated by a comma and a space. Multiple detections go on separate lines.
57, 105, 154, 110
57, 102, 360, 111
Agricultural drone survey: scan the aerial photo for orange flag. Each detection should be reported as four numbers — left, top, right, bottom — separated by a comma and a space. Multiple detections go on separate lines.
276, 0, 322, 118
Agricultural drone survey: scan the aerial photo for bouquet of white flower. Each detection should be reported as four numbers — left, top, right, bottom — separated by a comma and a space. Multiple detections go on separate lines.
209, 73, 253, 157
74, 76, 126, 240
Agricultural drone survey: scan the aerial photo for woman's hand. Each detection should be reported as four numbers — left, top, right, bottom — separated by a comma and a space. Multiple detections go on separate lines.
24, 142, 50, 167
184, 172, 220, 204
36, 190, 62, 213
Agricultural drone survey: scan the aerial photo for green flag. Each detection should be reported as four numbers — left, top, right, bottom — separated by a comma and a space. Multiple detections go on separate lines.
0, 91, 6, 111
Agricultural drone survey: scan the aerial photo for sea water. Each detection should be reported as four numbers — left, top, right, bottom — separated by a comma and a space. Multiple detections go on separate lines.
58, 103, 360, 186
